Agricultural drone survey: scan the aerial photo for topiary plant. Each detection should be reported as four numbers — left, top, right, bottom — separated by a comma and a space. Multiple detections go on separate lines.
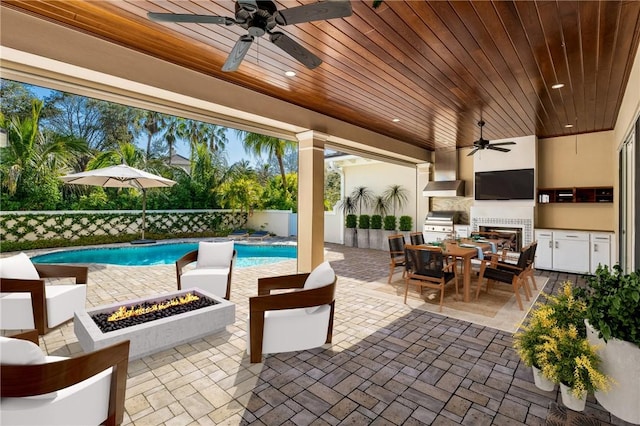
345, 214, 357, 229
370, 215, 382, 230
399, 215, 412, 232
358, 214, 370, 229
383, 215, 396, 231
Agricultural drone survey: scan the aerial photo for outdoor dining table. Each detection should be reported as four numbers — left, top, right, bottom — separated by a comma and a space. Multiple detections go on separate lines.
442, 242, 480, 303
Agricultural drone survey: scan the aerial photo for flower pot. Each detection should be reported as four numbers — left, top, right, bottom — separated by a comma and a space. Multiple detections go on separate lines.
560, 383, 586, 411
357, 229, 369, 249
532, 365, 555, 391
344, 228, 356, 247
586, 320, 640, 424
369, 229, 383, 250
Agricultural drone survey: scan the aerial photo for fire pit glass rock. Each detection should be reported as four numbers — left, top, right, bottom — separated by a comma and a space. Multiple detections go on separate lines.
74, 289, 235, 360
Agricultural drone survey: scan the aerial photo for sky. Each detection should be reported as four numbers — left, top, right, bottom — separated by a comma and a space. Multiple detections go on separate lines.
28, 84, 256, 166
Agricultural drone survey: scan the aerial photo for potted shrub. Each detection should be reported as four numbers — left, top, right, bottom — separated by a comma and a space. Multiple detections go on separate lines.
536, 324, 611, 411
357, 214, 370, 249
399, 215, 412, 241
344, 213, 357, 247
370, 214, 383, 250
513, 282, 587, 392
580, 265, 640, 423
382, 215, 397, 252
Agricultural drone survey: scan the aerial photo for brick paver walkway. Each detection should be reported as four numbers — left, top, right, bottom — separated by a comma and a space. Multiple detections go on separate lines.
34, 242, 632, 425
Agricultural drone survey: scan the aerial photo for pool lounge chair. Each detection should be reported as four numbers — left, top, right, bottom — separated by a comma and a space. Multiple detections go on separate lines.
227, 229, 249, 240
248, 230, 270, 241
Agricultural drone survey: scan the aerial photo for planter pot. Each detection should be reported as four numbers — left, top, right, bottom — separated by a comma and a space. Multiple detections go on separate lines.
382, 230, 397, 252
344, 228, 357, 247
357, 229, 370, 249
586, 320, 640, 424
532, 365, 555, 391
369, 229, 383, 250
560, 383, 586, 411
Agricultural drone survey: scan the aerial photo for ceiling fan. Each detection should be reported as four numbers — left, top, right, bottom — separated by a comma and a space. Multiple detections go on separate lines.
467, 120, 516, 156
148, 0, 352, 72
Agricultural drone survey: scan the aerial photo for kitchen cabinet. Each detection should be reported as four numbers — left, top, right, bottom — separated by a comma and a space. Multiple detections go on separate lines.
534, 229, 591, 274
590, 233, 614, 273
534, 230, 553, 270
455, 226, 469, 239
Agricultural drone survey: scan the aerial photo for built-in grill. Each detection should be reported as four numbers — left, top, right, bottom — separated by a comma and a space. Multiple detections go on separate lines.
423, 211, 459, 242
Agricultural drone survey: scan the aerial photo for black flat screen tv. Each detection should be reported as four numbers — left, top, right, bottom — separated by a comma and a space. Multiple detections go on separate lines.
474, 168, 535, 200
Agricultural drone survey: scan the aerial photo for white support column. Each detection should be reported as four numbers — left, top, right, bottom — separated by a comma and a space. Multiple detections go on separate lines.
416, 162, 432, 231
296, 130, 329, 272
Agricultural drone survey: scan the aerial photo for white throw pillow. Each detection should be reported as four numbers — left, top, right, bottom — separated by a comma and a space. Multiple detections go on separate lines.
0, 336, 46, 365
0, 252, 40, 280
197, 241, 234, 269
303, 262, 335, 314
303, 261, 335, 290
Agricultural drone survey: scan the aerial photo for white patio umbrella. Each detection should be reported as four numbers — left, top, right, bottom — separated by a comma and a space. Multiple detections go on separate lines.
61, 164, 176, 243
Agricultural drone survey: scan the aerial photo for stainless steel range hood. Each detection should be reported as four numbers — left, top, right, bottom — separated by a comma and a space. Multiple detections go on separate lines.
423, 150, 465, 197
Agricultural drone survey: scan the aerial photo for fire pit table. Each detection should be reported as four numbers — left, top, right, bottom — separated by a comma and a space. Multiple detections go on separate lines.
74, 289, 235, 359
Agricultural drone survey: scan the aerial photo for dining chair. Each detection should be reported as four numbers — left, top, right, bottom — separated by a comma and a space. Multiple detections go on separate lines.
475, 242, 535, 310
403, 244, 459, 311
409, 231, 425, 245
387, 234, 407, 283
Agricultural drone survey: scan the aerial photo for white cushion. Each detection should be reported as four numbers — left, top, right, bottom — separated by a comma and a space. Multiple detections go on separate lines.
303, 262, 335, 313
0, 336, 46, 365
246, 305, 331, 356
0, 252, 39, 280
180, 267, 230, 298
197, 241, 234, 269
303, 261, 335, 290
0, 285, 86, 330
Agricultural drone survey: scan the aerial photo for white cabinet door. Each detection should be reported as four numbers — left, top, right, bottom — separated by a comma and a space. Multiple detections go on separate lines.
535, 229, 553, 270
590, 233, 612, 273
553, 231, 590, 274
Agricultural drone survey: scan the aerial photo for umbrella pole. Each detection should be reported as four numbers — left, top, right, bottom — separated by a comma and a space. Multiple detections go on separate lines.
141, 188, 147, 240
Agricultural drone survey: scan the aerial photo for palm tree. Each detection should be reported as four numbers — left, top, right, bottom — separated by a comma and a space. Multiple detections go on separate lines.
236, 130, 296, 192
136, 110, 167, 162
179, 119, 228, 153
383, 184, 409, 217
372, 195, 390, 217
350, 186, 374, 216
0, 99, 88, 196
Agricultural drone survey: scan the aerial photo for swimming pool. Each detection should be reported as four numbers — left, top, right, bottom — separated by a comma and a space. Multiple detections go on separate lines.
31, 242, 297, 267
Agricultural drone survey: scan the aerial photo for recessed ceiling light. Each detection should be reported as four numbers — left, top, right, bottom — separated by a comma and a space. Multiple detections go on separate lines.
392, 118, 400, 122
284, 71, 296, 77
552, 83, 564, 89
565, 124, 574, 128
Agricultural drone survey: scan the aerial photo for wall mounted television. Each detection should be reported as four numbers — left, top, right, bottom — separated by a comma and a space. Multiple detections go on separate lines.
474, 168, 535, 200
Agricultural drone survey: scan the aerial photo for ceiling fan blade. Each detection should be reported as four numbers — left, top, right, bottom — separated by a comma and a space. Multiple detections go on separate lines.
275, 1, 352, 26
489, 141, 516, 146
147, 12, 232, 25
270, 32, 322, 69
222, 35, 254, 72
487, 145, 511, 153
237, 0, 258, 12
467, 147, 480, 156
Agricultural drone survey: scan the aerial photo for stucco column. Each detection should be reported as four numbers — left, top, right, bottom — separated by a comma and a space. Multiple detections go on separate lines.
296, 130, 329, 272
416, 162, 432, 229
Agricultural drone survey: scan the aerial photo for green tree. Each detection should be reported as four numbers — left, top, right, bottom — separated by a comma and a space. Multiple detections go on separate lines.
236, 130, 296, 192
218, 176, 263, 212
261, 173, 297, 211
372, 195, 390, 217
383, 184, 409, 217
324, 167, 341, 210
179, 119, 228, 153
0, 80, 36, 121
136, 110, 167, 162
0, 99, 88, 208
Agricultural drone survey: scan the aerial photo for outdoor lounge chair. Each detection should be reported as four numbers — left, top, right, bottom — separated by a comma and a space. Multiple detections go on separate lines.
247, 261, 337, 363
176, 241, 236, 300
227, 229, 249, 240
0, 329, 130, 426
247, 230, 270, 241
0, 253, 88, 335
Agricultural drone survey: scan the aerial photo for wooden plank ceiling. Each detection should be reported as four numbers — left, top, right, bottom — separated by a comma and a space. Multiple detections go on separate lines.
3, 0, 640, 152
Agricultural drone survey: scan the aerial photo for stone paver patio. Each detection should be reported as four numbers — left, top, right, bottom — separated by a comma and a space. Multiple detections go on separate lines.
33, 242, 633, 425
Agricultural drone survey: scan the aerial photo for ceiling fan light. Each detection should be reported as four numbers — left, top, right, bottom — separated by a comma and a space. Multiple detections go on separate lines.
551, 83, 564, 89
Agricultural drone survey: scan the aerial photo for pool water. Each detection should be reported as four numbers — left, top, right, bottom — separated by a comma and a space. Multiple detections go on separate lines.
31, 242, 297, 267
